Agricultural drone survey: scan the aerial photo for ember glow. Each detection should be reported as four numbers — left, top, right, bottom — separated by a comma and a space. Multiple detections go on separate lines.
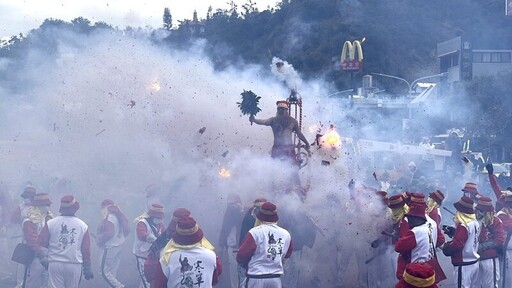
150, 81, 161, 92
219, 167, 231, 178
323, 129, 341, 148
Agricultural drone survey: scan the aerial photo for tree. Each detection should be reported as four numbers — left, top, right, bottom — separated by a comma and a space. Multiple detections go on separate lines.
242, 0, 258, 17
71, 17, 93, 33
227, 0, 238, 17
207, 6, 213, 20
163, 7, 172, 30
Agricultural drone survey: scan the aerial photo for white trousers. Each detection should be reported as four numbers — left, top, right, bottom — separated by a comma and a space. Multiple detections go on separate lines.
479, 258, 499, 288
101, 246, 124, 288
226, 247, 240, 288
453, 262, 479, 288
238, 265, 247, 288
502, 250, 512, 288
246, 277, 282, 288
24, 258, 48, 288
135, 256, 150, 288
0, 236, 12, 280
48, 262, 82, 288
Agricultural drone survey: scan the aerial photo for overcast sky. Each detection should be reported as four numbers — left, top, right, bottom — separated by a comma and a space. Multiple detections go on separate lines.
0, 0, 280, 37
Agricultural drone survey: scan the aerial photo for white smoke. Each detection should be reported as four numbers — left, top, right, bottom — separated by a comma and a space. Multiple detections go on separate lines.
0, 27, 396, 287
270, 56, 302, 92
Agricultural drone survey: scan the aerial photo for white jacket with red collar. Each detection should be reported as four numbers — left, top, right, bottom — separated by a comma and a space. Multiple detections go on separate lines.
237, 223, 293, 276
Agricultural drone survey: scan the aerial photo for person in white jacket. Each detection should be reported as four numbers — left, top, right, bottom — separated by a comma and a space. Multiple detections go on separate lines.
38, 195, 94, 288
133, 204, 164, 288
96, 199, 130, 288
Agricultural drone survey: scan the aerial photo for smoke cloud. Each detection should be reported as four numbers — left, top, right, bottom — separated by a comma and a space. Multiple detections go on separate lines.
0, 24, 463, 287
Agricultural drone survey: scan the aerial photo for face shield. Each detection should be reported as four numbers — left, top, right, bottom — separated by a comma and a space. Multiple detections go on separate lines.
152, 217, 163, 225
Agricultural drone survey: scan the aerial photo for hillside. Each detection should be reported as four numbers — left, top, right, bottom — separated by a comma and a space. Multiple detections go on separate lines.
187, 0, 512, 90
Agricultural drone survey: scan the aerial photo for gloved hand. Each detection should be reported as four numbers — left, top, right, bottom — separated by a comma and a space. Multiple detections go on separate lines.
83, 263, 94, 280
442, 225, 456, 238
37, 253, 48, 269
486, 163, 494, 175
442, 244, 452, 257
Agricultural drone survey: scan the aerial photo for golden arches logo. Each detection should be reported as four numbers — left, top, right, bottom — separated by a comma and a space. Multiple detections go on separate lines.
341, 40, 363, 62
341, 40, 363, 71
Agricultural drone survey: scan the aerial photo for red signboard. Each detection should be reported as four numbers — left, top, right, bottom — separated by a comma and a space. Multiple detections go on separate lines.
341, 60, 363, 71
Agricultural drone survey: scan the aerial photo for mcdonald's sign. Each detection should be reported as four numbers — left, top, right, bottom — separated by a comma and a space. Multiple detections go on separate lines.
341, 40, 364, 71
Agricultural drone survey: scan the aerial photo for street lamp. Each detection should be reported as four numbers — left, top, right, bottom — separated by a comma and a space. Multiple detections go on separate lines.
371, 72, 448, 96
327, 89, 354, 98
410, 72, 449, 92
371, 72, 449, 119
371, 73, 411, 95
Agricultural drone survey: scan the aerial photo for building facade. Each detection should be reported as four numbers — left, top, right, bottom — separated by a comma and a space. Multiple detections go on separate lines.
437, 36, 512, 83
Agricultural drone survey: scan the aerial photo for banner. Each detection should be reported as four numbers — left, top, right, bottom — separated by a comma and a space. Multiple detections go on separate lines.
460, 39, 472, 81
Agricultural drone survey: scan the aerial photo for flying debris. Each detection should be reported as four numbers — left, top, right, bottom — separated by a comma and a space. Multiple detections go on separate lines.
127, 100, 136, 108
221, 150, 229, 157
198, 127, 206, 134
96, 129, 106, 136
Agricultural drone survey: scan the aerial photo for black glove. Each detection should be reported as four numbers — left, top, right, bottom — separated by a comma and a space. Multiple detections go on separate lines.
442, 225, 456, 238
442, 244, 452, 257
486, 163, 493, 175
83, 263, 94, 280
37, 253, 48, 269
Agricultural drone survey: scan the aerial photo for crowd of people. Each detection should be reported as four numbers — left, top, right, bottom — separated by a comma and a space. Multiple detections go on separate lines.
3, 165, 512, 288
362, 161, 512, 288
0, 183, 302, 288
4, 168, 511, 288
